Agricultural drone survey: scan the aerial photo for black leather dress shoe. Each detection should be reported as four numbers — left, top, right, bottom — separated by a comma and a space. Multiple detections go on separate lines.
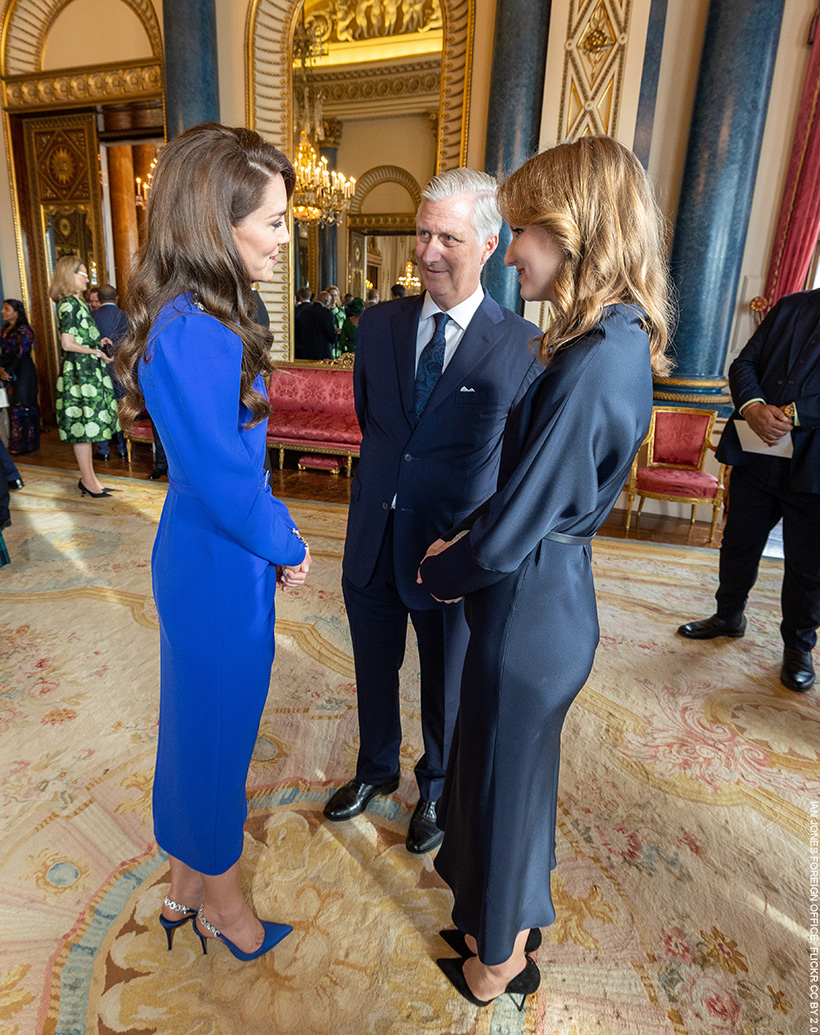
781, 648, 815, 692
677, 613, 746, 639
406, 798, 443, 854
7, 478, 23, 490
323, 774, 400, 821
95, 451, 109, 462
148, 468, 166, 480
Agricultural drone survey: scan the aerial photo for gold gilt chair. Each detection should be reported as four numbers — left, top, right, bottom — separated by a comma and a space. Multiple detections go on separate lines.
624, 406, 727, 541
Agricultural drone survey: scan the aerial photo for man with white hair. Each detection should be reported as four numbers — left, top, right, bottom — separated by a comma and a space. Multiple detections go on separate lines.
325, 169, 541, 852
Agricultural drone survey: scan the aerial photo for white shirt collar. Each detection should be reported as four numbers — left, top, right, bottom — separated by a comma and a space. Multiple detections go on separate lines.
420, 283, 485, 331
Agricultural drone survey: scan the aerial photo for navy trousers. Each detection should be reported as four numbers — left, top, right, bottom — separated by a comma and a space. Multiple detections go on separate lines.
342, 512, 470, 801
716, 457, 820, 651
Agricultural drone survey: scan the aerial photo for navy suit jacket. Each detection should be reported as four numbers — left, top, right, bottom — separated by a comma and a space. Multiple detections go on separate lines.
92, 303, 129, 350
716, 288, 820, 493
343, 290, 541, 609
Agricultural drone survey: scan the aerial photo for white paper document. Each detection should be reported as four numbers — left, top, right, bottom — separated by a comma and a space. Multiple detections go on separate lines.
735, 419, 793, 458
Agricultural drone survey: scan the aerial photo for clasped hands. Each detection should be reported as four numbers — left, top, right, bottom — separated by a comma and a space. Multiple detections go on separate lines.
416, 538, 463, 604
743, 401, 794, 446
276, 546, 312, 592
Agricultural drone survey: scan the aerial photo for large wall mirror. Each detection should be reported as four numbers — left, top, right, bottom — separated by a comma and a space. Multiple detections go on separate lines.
249, 0, 475, 364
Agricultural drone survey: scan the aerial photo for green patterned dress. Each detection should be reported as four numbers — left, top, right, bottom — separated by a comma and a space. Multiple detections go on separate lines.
55, 295, 120, 444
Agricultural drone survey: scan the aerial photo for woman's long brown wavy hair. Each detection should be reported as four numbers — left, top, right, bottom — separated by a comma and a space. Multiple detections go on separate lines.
116, 123, 295, 429
498, 136, 673, 376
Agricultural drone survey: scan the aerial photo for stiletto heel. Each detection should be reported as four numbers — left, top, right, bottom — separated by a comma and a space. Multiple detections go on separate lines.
439, 927, 542, 958
78, 479, 112, 498
436, 954, 541, 1010
158, 896, 198, 950
194, 906, 292, 961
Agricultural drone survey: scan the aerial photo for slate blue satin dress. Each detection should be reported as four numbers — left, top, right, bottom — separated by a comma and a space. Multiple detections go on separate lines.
420, 305, 654, 964
140, 295, 306, 876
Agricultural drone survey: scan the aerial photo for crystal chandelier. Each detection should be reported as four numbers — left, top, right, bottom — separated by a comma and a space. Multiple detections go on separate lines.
292, 131, 356, 227
398, 259, 421, 292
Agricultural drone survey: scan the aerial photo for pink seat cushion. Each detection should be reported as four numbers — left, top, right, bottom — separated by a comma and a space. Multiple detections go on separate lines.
267, 412, 361, 446
129, 419, 154, 442
652, 411, 710, 466
636, 467, 718, 498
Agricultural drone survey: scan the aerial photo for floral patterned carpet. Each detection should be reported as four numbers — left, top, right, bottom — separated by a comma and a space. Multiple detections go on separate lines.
0, 466, 811, 1035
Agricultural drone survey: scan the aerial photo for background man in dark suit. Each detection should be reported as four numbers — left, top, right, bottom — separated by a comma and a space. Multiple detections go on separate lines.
678, 288, 820, 692
324, 169, 541, 852
93, 283, 128, 461
295, 290, 337, 360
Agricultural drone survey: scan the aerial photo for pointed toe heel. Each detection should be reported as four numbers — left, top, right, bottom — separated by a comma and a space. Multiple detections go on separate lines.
436, 955, 540, 1011
195, 907, 292, 960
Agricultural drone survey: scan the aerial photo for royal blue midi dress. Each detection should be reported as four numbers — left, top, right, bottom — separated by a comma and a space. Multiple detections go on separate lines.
420, 305, 654, 964
140, 295, 306, 875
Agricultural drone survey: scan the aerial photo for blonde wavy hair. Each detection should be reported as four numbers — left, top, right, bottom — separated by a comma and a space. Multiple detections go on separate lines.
498, 136, 673, 376
48, 254, 84, 302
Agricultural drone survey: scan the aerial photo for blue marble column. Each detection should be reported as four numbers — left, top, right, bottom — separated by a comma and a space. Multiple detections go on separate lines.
163, 0, 220, 139
482, 0, 552, 313
665, 0, 784, 405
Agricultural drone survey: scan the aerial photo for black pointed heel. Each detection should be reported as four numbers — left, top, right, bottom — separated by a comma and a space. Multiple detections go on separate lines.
78, 479, 112, 498
158, 896, 198, 950
436, 955, 540, 1011
439, 927, 542, 958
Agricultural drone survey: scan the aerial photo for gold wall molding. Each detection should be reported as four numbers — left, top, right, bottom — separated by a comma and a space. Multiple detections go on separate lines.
653, 392, 732, 405
347, 212, 416, 233
557, 0, 633, 140
349, 164, 421, 214
1, 0, 162, 76
302, 0, 442, 44
312, 58, 440, 119
247, 0, 473, 358
3, 60, 162, 111
655, 377, 729, 389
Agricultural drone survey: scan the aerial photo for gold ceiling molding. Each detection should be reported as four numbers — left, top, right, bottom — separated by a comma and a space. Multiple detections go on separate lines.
246, 0, 473, 357
349, 164, 421, 214
3, 60, 162, 111
348, 212, 415, 233
1, 0, 162, 77
303, 0, 442, 44
557, 0, 632, 141
311, 57, 439, 119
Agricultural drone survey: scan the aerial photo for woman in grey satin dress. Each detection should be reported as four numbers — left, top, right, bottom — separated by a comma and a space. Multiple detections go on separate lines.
419, 136, 673, 1010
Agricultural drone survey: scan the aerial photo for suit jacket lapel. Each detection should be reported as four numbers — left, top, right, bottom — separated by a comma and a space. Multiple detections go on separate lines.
418, 298, 500, 423
393, 298, 423, 427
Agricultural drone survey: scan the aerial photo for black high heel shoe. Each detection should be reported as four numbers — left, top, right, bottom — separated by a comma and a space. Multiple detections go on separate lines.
439, 927, 542, 958
194, 906, 292, 961
158, 896, 198, 950
436, 954, 540, 1011
78, 479, 112, 498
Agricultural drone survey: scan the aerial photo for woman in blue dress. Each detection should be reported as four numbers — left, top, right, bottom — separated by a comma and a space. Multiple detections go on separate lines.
419, 137, 672, 1009
117, 124, 311, 961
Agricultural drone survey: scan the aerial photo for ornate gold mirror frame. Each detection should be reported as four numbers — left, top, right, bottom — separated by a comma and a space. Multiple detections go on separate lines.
246, 0, 474, 364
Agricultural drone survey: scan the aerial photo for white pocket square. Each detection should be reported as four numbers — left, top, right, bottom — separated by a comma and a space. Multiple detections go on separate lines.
459, 386, 476, 392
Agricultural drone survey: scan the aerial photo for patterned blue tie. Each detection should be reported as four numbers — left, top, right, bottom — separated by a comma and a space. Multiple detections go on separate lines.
414, 312, 448, 422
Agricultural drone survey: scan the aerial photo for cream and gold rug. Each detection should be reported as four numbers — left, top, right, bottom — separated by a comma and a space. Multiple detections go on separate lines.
0, 467, 811, 1035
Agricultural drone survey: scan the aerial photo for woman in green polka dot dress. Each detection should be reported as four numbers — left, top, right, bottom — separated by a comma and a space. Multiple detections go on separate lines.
48, 255, 120, 497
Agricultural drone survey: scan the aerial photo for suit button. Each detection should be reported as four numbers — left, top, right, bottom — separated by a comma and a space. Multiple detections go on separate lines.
776, 379, 783, 385
382, 501, 389, 510
404, 453, 412, 461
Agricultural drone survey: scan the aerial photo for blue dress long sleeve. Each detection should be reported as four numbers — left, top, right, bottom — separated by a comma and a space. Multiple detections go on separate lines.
139, 295, 306, 875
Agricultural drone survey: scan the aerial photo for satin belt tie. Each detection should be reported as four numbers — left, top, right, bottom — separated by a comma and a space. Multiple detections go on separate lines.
544, 530, 593, 545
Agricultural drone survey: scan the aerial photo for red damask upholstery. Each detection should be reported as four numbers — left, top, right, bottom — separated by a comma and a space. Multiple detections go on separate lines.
266, 364, 361, 477
624, 406, 726, 541
124, 417, 154, 464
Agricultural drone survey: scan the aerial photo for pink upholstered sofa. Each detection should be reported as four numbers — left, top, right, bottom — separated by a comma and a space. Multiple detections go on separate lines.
266, 363, 361, 477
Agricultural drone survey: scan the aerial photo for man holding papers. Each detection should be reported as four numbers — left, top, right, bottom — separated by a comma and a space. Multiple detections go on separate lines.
678, 288, 820, 692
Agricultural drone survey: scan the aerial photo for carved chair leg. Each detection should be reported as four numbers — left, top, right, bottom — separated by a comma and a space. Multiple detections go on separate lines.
278, 447, 285, 470
636, 496, 646, 526
126, 438, 132, 463
624, 492, 635, 531
690, 504, 697, 525
710, 501, 720, 542
346, 455, 352, 478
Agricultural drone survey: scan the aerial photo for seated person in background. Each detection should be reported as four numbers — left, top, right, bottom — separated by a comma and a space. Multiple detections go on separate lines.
390, 283, 407, 299
295, 290, 337, 361
339, 297, 365, 354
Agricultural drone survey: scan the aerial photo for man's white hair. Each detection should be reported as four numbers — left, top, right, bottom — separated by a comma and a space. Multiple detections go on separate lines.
419, 168, 502, 245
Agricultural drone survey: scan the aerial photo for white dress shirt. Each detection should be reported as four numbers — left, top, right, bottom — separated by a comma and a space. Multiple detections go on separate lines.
414, 284, 485, 374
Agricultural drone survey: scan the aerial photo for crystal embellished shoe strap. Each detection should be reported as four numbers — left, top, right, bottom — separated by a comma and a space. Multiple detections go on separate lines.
197, 906, 221, 937
164, 895, 196, 915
